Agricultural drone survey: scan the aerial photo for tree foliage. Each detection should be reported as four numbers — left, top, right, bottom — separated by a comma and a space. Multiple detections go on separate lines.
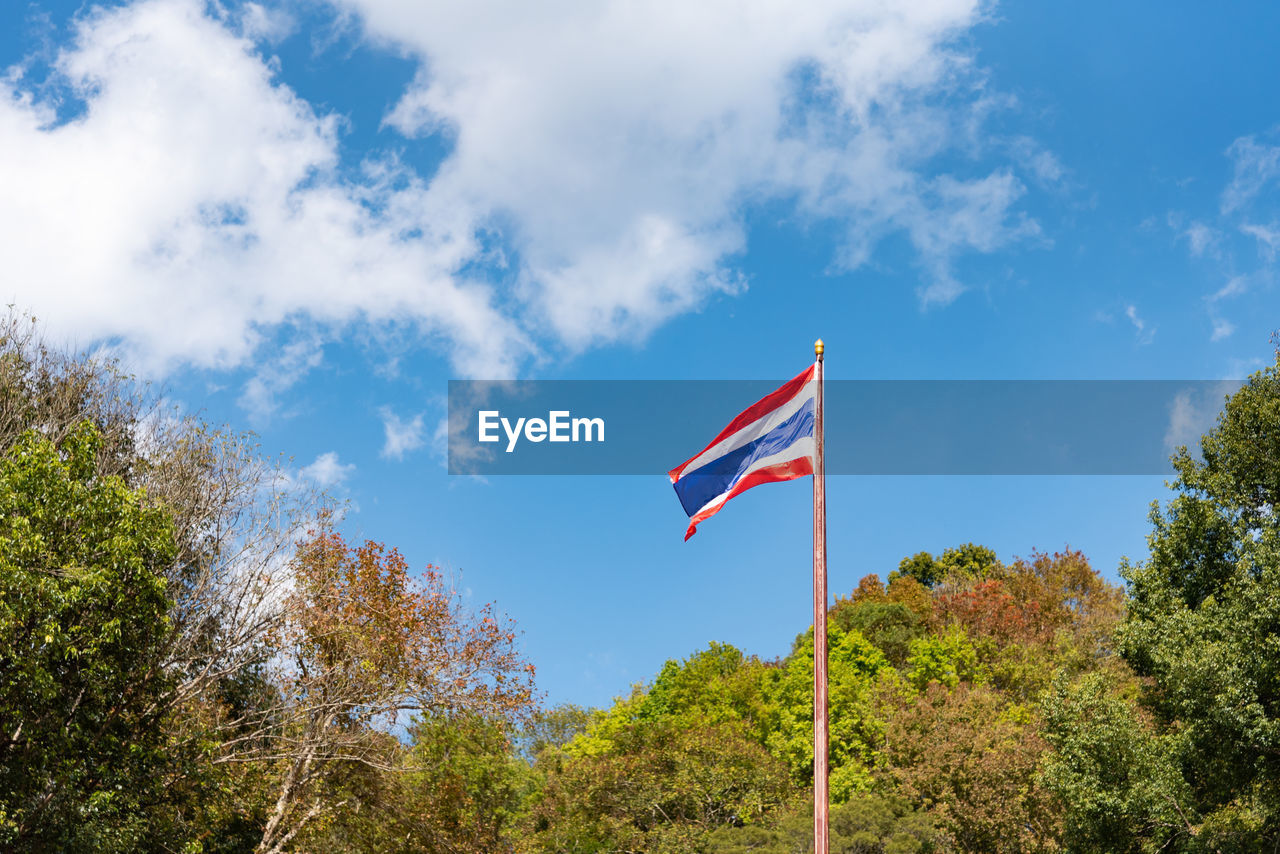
256, 528, 536, 852
891, 544, 1000, 589
0, 313, 537, 852
704, 794, 938, 854
0, 424, 177, 850
7, 308, 1280, 854
1113, 352, 1280, 847
1041, 674, 1192, 853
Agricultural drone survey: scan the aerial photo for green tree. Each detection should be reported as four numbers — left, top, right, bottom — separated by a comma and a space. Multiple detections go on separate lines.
830, 600, 922, 668
904, 627, 979, 691
519, 704, 593, 762
1118, 353, 1280, 846
523, 719, 791, 854
767, 626, 891, 800
294, 714, 532, 854
704, 793, 937, 854
891, 544, 1000, 589
1040, 674, 1192, 854
879, 683, 1060, 853
520, 644, 790, 852
0, 310, 321, 849
0, 424, 178, 851
564, 643, 775, 757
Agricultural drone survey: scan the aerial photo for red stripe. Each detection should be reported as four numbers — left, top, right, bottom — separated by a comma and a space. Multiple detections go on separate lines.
683, 455, 814, 540
668, 364, 815, 482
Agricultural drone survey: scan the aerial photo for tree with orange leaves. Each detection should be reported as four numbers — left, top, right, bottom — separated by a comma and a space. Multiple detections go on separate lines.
250, 525, 535, 854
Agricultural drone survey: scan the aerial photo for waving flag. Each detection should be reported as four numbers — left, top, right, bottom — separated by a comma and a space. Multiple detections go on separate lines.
669, 342, 830, 853
669, 364, 817, 540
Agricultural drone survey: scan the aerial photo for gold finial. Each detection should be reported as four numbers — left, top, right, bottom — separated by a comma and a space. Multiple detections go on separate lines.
814, 338, 824, 357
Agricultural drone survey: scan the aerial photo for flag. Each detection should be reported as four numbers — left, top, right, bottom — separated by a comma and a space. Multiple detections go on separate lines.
669, 364, 817, 540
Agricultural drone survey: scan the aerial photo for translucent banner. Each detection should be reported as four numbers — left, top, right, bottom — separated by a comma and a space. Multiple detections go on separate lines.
447, 380, 1240, 475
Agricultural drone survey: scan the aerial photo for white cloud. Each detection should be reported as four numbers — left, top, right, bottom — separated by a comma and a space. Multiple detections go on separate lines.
1183, 221, 1219, 257
300, 450, 355, 487
1178, 134, 1280, 343
0, 0, 526, 378
1210, 317, 1235, 342
342, 0, 1043, 324
236, 1, 294, 42
1165, 388, 1212, 454
1, 0, 1044, 388
1125, 304, 1154, 345
909, 170, 1041, 305
1222, 134, 1280, 214
1124, 304, 1143, 330
1164, 381, 1240, 454
1225, 356, 1265, 380
379, 406, 425, 459
1166, 212, 1221, 258
1009, 135, 1066, 187
1212, 275, 1248, 302
238, 333, 324, 422
1241, 222, 1280, 261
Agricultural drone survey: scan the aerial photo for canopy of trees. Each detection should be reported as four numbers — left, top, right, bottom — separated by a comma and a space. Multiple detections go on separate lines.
4, 311, 1280, 852
0, 314, 535, 852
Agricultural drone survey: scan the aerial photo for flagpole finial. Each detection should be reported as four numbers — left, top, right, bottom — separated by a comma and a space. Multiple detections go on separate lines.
814, 339, 824, 359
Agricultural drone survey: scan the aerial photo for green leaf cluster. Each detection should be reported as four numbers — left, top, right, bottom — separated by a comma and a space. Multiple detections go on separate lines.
0, 423, 178, 851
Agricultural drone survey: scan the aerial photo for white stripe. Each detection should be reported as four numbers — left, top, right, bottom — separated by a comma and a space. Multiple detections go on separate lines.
676, 380, 815, 481
690, 436, 815, 516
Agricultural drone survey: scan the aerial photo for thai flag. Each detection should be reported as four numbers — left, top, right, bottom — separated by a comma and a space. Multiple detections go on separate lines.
669, 365, 817, 540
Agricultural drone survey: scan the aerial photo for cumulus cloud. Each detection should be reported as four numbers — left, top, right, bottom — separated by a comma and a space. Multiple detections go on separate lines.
356, 0, 1041, 324
300, 450, 355, 487
379, 406, 426, 459
1, 0, 526, 378
1, 0, 1044, 389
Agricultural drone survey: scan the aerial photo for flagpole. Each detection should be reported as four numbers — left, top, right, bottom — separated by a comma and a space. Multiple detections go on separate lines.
812, 339, 828, 854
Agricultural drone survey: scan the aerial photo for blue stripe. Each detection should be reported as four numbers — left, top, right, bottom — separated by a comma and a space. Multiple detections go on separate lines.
672, 398, 814, 517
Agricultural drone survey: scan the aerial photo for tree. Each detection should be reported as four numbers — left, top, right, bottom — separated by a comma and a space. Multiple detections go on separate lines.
998, 549, 1124, 653
891, 544, 999, 589
903, 627, 979, 692
252, 528, 535, 853
1040, 674, 1192, 854
767, 625, 891, 800
0, 310, 321, 846
1117, 352, 1280, 846
878, 682, 1060, 853
846, 574, 888, 605
520, 644, 790, 852
0, 424, 177, 851
830, 599, 922, 668
518, 703, 593, 762
884, 576, 933, 623
293, 712, 533, 854
704, 793, 938, 854
523, 718, 791, 854
1, 313, 543, 851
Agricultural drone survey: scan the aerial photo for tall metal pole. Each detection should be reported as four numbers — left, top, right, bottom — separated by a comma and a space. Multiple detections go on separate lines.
812, 339, 828, 854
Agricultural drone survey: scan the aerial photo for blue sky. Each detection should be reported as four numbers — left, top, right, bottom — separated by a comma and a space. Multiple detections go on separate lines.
2, 0, 1278, 709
